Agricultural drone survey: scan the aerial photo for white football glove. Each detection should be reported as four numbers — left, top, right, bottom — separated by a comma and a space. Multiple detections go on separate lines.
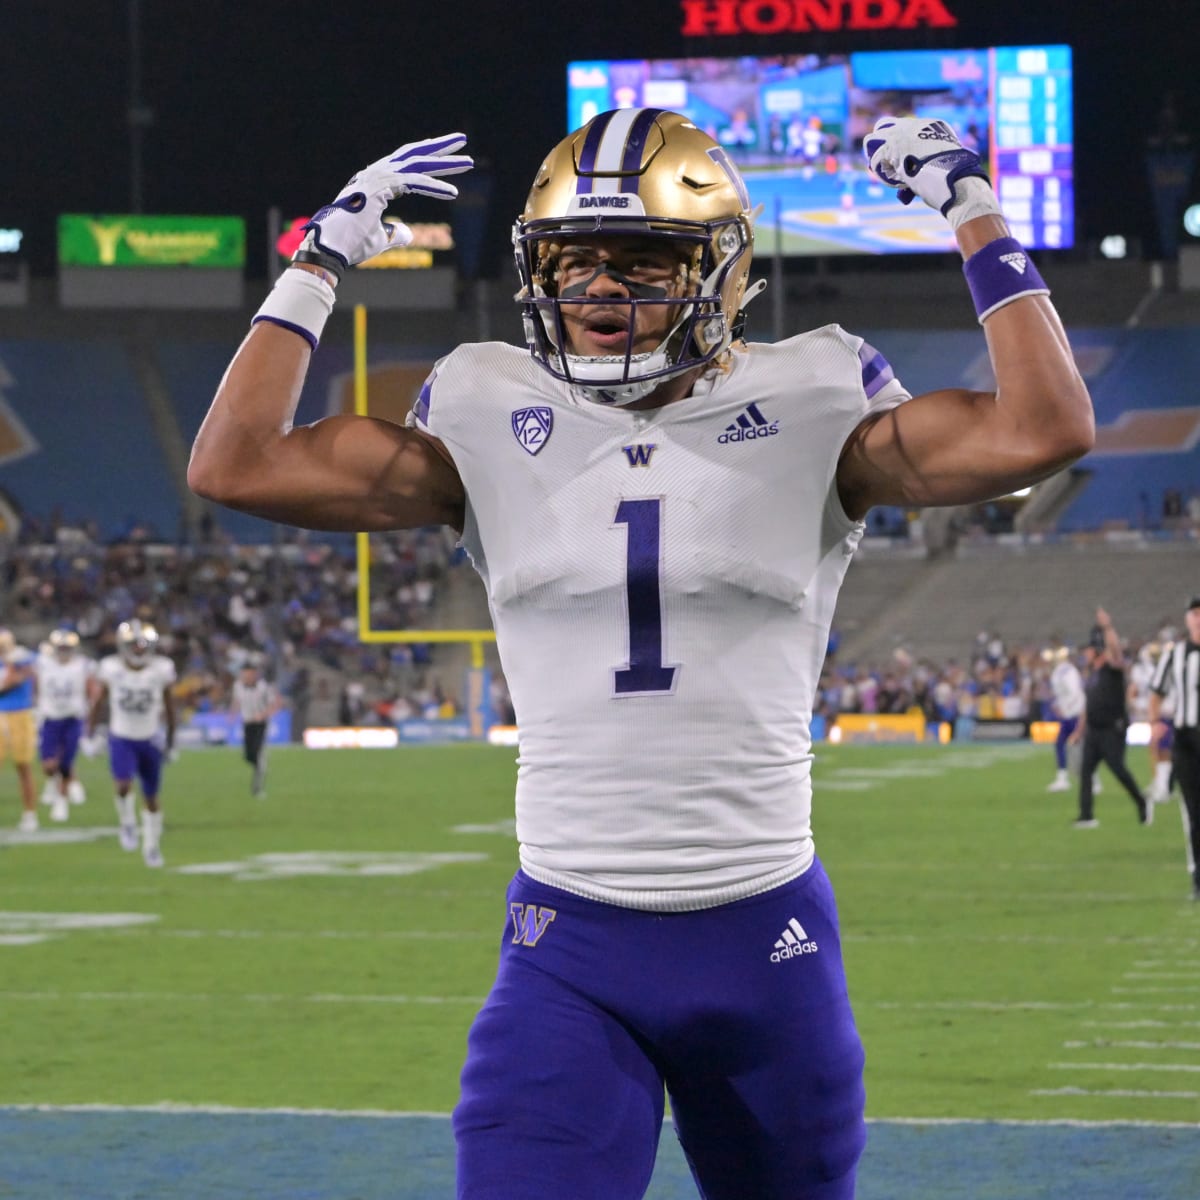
81, 733, 102, 759
863, 116, 1000, 229
298, 134, 473, 271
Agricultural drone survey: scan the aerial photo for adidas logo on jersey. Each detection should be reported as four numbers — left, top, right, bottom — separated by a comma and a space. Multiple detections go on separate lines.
718, 402, 779, 444
770, 917, 819, 963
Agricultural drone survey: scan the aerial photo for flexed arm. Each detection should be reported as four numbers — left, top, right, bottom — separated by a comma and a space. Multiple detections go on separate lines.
838, 117, 1094, 519
188, 136, 473, 532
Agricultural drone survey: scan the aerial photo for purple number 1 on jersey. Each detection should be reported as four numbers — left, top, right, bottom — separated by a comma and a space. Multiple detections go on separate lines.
613, 498, 677, 696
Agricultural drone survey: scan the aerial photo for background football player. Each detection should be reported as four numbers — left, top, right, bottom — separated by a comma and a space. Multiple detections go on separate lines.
189, 110, 1093, 1199
0, 627, 40, 833
89, 619, 176, 868
35, 629, 96, 822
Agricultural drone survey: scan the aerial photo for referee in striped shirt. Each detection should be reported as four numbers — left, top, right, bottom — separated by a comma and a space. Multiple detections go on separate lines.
231, 659, 279, 798
1149, 596, 1200, 901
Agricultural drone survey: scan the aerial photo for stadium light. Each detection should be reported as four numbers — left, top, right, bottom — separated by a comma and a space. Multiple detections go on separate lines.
1184, 204, 1200, 239
1099, 235, 1127, 259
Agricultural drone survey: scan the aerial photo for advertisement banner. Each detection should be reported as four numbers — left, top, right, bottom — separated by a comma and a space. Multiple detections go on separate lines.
830, 713, 927, 744
58, 214, 246, 268
176, 710, 291, 748
396, 718, 474, 744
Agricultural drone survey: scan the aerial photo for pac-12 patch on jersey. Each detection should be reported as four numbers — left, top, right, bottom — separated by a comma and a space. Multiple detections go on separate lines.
512, 407, 553, 456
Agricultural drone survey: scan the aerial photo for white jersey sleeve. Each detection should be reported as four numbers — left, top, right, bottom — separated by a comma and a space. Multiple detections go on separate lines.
410, 331, 908, 911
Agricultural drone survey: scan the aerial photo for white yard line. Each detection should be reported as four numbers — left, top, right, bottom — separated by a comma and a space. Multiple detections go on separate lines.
1048, 1062, 1200, 1073
1082, 1020, 1200, 1029
1031, 1087, 1200, 1102
0, 990, 484, 1005
1063, 1040, 1200, 1051
0, 1103, 1195, 1130
1121, 972, 1200, 980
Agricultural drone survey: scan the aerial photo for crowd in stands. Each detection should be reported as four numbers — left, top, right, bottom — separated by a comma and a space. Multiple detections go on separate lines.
0, 510, 1183, 741
0, 522, 479, 735
816, 627, 1172, 734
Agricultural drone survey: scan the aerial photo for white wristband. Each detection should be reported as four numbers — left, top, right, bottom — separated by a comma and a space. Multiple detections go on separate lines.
252, 268, 336, 350
947, 176, 1004, 231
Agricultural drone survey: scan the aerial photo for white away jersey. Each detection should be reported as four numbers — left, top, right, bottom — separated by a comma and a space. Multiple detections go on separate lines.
411, 331, 909, 910
36, 653, 94, 720
98, 654, 176, 741
1050, 660, 1086, 720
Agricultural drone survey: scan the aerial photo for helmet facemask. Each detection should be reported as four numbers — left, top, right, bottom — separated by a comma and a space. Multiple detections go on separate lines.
515, 217, 750, 406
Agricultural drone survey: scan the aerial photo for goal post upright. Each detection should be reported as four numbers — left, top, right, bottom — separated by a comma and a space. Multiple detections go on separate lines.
352, 303, 496, 671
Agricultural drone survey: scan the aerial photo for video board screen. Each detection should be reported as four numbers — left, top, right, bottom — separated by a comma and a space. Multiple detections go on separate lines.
568, 46, 1073, 255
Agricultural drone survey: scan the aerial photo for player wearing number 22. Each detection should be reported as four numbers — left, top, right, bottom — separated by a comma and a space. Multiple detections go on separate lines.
190, 110, 1093, 1199
90, 619, 176, 869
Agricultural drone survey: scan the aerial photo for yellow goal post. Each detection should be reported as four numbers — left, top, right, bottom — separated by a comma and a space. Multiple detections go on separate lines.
352, 303, 496, 670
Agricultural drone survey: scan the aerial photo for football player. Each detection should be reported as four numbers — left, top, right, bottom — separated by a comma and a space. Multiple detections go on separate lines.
0, 627, 40, 832
1045, 640, 1087, 792
35, 629, 96, 822
189, 111, 1093, 1199
89, 619, 176, 868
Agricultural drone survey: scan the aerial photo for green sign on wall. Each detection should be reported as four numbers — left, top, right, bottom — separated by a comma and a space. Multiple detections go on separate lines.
58, 214, 245, 268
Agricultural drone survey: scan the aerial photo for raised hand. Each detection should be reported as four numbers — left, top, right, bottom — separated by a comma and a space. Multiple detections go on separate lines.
298, 134, 473, 273
863, 116, 996, 227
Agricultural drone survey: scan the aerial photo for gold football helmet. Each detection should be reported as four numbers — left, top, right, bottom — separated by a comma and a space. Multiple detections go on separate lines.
48, 628, 80, 661
513, 108, 762, 405
116, 618, 158, 667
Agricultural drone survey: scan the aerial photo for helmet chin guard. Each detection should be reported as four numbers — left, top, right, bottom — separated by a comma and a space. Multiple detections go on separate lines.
562, 350, 675, 407
514, 108, 760, 407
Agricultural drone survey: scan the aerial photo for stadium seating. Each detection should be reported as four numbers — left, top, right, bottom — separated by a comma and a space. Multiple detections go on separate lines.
838, 537, 1198, 666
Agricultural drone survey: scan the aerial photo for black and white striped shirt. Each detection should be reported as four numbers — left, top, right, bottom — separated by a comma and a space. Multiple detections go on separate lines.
1151, 640, 1200, 729
232, 678, 275, 723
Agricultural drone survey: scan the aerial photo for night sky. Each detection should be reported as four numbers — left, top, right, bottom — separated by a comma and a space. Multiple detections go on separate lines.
5, 0, 1198, 276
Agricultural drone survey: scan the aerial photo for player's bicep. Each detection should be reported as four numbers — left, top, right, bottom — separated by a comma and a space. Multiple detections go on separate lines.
838, 385, 1046, 518
222, 415, 464, 533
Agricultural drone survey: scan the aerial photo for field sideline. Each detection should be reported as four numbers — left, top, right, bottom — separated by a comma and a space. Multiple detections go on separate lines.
1, 741, 1196, 1196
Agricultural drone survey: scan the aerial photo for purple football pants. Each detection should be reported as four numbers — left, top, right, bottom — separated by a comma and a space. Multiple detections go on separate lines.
39, 716, 82, 771
108, 734, 163, 798
454, 858, 866, 1200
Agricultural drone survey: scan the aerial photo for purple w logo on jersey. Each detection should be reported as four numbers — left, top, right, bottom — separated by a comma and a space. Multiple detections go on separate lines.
512, 407, 553, 456
509, 903, 557, 946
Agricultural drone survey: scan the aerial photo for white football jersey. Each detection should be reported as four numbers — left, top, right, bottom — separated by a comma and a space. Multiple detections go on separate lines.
98, 654, 176, 741
36, 654, 94, 720
412, 331, 908, 911
1050, 660, 1086, 720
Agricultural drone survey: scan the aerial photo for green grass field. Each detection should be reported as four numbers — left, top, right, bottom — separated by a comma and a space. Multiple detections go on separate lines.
1, 739, 1197, 1132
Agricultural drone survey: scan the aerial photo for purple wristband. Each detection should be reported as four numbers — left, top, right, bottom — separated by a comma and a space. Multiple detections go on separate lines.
962, 237, 1049, 323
